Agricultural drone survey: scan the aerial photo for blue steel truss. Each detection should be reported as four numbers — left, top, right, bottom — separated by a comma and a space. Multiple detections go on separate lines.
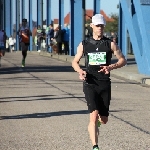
16, 0, 20, 51
119, 0, 150, 75
0, 0, 4, 28
59, 0, 64, 28
29, 0, 32, 51
22, 0, 25, 20
4, 0, 11, 37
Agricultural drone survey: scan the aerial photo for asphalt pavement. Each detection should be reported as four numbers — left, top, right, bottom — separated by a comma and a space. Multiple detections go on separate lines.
0, 51, 150, 150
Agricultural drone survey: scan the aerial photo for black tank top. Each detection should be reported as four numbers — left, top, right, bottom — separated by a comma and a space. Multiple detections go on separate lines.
83, 36, 112, 82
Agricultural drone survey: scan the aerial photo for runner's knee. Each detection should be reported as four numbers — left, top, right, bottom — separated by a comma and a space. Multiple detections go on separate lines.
90, 110, 99, 123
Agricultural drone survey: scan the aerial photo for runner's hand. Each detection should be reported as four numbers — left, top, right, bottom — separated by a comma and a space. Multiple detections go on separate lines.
98, 66, 111, 74
79, 70, 87, 80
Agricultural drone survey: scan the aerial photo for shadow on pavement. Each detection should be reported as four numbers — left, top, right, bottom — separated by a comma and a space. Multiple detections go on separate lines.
0, 110, 89, 120
0, 109, 133, 120
0, 96, 85, 103
111, 81, 140, 85
0, 65, 84, 74
0, 95, 55, 100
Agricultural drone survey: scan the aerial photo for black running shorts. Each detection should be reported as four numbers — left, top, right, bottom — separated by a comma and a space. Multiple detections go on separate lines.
20, 42, 29, 51
83, 80, 111, 117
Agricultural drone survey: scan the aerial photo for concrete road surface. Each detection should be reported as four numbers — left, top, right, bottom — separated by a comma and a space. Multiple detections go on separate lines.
0, 52, 150, 150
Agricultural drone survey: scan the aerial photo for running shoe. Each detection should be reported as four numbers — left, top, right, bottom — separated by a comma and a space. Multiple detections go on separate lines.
98, 120, 101, 127
22, 59, 25, 67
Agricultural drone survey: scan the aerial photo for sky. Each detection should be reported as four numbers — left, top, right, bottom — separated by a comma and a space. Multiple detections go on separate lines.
12, 0, 119, 23
42, 0, 119, 20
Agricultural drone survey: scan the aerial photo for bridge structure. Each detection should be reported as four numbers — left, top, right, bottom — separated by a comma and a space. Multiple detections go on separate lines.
0, 0, 150, 75
119, 0, 150, 75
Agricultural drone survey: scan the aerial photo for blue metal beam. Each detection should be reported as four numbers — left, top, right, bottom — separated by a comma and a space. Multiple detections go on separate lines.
46, 0, 52, 52
93, 0, 100, 14
4, 0, 11, 37
118, 3, 122, 51
22, 0, 25, 20
82, 0, 85, 40
37, 0, 43, 27
29, 0, 32, 51
121, 13, 127, 58
11, 0, 14, 36
70, 0, 84, 56
70, 0, 75, 56
133, 0, 150, 74
9, 0, 14, 45
3, 0, 4, 29
120, 0, 144, 73
59, 0, 64, 28
16, 0, 20, 51
0, 0, 4, 29
46, 0, 51, 25
120, 0, 150, 75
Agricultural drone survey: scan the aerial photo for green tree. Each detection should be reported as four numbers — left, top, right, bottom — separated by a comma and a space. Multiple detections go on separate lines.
86, 19, 92, 25
104, 13, 119, 33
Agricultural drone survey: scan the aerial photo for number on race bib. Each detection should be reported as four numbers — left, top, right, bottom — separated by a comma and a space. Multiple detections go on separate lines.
88, 52, 106, 65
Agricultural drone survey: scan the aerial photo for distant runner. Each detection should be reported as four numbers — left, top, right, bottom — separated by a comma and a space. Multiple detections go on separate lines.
18, 18, 32, 67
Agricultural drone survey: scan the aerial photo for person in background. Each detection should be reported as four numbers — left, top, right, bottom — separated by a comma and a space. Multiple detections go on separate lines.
54, 25, 64, 55
9, 35, 15, 53
6, 37, 9, 52
36, 25, 43, 52
62, 24, 70, 55
13, 37, 16, 51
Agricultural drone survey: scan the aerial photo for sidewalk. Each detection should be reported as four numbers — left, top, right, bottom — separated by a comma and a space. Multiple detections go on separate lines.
39, 51, 150, 86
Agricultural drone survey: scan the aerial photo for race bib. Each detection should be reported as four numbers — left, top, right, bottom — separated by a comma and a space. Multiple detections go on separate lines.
0, 42, 4, 46
88, 52, 106, 65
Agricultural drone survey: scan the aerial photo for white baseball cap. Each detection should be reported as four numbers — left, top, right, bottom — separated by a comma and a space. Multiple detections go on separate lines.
92, 14, 106, 25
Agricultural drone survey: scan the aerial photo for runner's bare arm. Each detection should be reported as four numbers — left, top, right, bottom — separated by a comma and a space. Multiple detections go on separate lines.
72, 42, 84, 73
109, 42, 127, 70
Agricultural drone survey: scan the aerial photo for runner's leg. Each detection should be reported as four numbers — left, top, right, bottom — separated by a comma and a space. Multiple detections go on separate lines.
88, 110, 99, 146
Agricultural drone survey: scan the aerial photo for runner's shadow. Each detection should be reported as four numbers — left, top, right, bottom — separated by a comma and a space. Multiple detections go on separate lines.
0, 110, 89, 120
0, 96, 85, 103
0, 109, 134, 120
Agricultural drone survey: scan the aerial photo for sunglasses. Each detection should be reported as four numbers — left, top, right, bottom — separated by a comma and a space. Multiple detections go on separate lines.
95, 24, 104, 27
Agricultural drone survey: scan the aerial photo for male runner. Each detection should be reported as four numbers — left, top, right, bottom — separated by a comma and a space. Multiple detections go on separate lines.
0, 27, 6, 67
72, 14, 127, 150
18, 18, 32, 67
